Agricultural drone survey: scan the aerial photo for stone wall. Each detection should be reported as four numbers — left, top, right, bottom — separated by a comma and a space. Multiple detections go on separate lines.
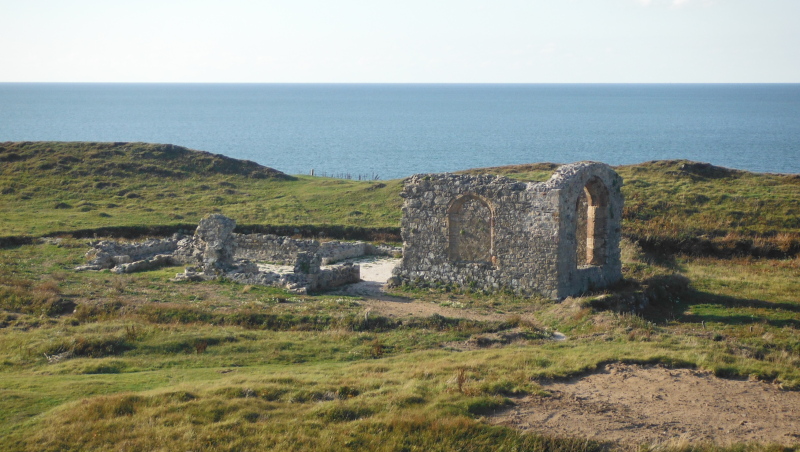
319, 241, 367, 265
77, 214, 387, 294
233, 234, 395, 265
393, 162, 623, 299
226, 262, 360, 294
233, 233, 319, 265
77, 237, 181, 271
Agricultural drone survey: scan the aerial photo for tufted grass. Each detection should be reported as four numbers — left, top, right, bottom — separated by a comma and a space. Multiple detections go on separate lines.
1, 235, 799, 450
0, 141, 403, 237
1, 141, 799, 450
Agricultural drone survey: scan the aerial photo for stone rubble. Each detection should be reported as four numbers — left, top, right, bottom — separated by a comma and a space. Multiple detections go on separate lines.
76, 214, 400, 294
75, 161, 621, 299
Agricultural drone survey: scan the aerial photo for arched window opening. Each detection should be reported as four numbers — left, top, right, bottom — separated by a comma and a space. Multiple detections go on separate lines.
576, 178, 609, 267
448, 194, 493, 264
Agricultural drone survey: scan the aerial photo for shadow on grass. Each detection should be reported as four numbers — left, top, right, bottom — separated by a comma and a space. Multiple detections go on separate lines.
641, 285, 800, 329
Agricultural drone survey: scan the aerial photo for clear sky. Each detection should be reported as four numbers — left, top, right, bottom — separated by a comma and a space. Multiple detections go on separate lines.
1, 0, 798, 83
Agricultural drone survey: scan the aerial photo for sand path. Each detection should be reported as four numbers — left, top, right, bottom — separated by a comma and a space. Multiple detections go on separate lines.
492, 363, 800, 448
330, 256, 510, 321
335, 260, 800, 447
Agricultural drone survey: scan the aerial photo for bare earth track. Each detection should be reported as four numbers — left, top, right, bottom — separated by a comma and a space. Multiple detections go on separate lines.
331, 257, 508, 320
492, 363, 800, 448
335, 259, 800, 447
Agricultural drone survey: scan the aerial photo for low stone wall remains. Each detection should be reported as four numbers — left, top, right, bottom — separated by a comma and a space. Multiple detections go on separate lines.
233, 234, 319, 265
76, 237, 181, 271
233, 234, 399, 265
76, 214, 394, 294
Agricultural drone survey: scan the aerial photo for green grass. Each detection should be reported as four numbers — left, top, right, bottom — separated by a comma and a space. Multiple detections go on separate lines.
1, 142, 799, 450
3, 143, 799, 257
0, 141, 403, 237
1, 241, 798, 450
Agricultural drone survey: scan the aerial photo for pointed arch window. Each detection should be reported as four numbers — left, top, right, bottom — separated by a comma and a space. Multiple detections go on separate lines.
576, 177, 609, 267
448, 194, 493, 264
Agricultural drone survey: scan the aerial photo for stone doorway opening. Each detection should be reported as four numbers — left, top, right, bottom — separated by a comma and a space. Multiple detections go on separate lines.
575, 177, 609, 267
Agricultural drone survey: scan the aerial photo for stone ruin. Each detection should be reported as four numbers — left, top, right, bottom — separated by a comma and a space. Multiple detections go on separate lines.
392, 162, 623, 299
76, 161, 621, 299
77, 214, 400, 294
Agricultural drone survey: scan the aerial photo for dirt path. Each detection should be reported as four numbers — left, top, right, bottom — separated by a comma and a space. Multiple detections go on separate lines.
330, 257, 509, 321
328, 256, 401, 300
327, 259, 799, 447
492, 363, 800, 448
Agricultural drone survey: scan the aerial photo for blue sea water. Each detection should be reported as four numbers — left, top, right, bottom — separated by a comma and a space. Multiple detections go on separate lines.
1, 83, 798, 178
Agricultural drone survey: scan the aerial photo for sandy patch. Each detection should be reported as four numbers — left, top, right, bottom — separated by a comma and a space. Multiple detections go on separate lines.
329, 256, 401, 298
328, 257, 516, 321
492, 363, 800, 447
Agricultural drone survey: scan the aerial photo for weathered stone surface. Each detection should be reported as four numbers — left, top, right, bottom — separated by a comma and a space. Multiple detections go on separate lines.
77, 214, 386, 294
194, 213, 237, 275
111, 254, 176, 274
393, 162, 623, 299
233, 234, 396, 265
293, 251, 321, 274
233, 233, 319, 265
76, 237, 181, 272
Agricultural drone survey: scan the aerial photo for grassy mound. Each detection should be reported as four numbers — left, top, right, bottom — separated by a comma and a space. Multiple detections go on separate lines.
2, 141, 798, 257
0, 141, 292, 180
0, 141, 403, 237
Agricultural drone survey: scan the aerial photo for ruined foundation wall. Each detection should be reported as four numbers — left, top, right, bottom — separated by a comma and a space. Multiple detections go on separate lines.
80, 237, 181, 270
233, 234, 395, 265
226, 263, 360, 294
318, 241, 366, 265
232, 234, 319, 265
307, 263, 361, 291
78, 214, 371, 294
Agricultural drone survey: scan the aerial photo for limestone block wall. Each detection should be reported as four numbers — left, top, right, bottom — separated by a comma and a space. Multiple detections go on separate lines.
226, 262, 359, 294
232, 234, 320, 264
233, 234, 397, 265
318, 241, 366, 265
394, 162, 623, 299
82, 238, 180, 270
307, 263, 361, 291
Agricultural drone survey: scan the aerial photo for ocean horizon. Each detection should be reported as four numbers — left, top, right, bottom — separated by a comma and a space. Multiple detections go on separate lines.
1, 83, 798, 178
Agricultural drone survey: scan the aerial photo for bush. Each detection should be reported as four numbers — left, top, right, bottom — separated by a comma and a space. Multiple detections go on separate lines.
314, 403, 373, 422
46, 335, 134, 358
0, 279, 72, 316
465, 396, 512, 416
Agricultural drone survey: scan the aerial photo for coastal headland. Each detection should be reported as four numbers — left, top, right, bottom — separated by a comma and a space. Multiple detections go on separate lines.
1, 141, 798, 451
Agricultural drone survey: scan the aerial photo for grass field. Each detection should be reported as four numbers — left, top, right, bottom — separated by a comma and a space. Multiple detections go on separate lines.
1, 142, 798, 451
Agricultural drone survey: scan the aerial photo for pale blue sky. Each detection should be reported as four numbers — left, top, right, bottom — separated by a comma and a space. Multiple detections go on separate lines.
1, 0, 798, 83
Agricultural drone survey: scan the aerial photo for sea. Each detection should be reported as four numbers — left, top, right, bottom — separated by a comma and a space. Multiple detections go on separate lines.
1, 83, 798, 179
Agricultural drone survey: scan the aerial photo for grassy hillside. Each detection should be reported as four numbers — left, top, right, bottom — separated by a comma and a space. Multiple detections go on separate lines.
0, 141, 403, 237
3, 141, 798, 256
1, 142, 799, 451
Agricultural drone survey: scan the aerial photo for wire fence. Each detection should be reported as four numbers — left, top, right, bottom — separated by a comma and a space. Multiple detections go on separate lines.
309, 169, 380, 180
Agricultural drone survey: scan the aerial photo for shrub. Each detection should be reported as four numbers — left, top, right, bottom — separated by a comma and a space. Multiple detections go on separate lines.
465, 396, 512, 416
314, 403, 373, 422
0, 278, 72, 316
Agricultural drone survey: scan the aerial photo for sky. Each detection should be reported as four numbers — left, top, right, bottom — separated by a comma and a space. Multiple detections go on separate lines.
1, 0, 798, 83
